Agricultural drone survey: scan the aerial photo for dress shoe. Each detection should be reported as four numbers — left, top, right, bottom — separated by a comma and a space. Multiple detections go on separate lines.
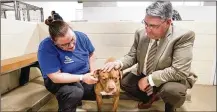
138, 94, 160, 109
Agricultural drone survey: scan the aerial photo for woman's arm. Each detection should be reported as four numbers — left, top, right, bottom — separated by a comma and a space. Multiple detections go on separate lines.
48, 70, 82, 83
89, 52, 96, 72
48, 70, 98, 84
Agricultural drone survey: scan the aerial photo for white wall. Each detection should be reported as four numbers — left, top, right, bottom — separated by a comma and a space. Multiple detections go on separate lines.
13, 2, 215, 22
1, 19, 39, 60
1, 19, 216, 85
83, 6, 216, 22
175, 6, 216, 21
25, 2, 82, 22
38, 21, 216, 85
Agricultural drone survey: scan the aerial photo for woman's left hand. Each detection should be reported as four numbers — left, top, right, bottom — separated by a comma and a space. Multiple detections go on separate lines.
82, 72, 98, 84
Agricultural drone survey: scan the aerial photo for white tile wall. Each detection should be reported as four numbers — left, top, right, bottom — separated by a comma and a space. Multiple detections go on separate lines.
173, 21, 216, 35
1, 19, 39, 60
68, 22, 142, 34
195, 73, 215, 85
38, 24, 49, 41
191, 61, 215, 75
88, 34, 135, 47
2, 20, 215, 85
193, 48, 215, 61
193, 34, 216, 48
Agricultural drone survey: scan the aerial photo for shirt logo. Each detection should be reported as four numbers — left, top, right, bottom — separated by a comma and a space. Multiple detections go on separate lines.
64, 56, 74, 64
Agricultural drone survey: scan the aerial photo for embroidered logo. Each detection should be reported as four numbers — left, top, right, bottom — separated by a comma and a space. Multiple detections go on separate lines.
64, 56, 74, 64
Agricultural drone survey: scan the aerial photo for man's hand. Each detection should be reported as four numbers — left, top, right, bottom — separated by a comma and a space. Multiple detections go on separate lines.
82, 72, 98, 84
145, 86, 153, 96
138, 77, 153, 96
101, 61, 121, 72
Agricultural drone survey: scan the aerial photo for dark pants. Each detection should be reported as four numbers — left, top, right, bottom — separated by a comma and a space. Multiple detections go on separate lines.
19, 61, 41, 86
44, 78, 96, 112
121, 72, 187, 108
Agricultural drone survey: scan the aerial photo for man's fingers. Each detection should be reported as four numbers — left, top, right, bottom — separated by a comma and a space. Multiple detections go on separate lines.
145, 85, 151, 91
101, 65, 108, 72
146, 86, 153, 93
147, 90, 153, 96
146, 86, 153, 96
144, 85, 151, 91
103, 62, 115, 72
114, 63, 120, 70
107, 64, 114, 72
102, 63, 111, 72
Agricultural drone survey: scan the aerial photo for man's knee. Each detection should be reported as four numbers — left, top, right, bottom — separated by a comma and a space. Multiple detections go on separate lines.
160, 82, 187, 108
120, 80, 128, 91
120, 75, 133, 92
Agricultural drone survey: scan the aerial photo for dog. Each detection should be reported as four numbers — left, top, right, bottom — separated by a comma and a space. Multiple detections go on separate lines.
93, 57, 122, 112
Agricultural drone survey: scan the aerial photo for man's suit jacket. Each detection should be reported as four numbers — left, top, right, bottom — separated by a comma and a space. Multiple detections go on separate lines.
120, 25, 198, 88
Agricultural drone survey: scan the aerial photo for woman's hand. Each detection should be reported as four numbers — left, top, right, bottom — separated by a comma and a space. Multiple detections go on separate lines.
82, 72, 98, 84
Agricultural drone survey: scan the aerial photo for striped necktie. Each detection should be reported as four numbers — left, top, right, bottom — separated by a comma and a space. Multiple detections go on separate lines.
146, 40, 158, 75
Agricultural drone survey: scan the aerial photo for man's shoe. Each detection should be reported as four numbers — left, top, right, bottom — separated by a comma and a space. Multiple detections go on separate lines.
138, 94, 160, 109
165, 103, 176, 112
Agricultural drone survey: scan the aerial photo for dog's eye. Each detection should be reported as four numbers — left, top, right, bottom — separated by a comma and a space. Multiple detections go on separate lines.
114, 78, 118, 82
102, 78, 106, 82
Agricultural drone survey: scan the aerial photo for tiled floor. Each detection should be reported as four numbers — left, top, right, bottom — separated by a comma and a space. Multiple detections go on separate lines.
38, 84, 216, 112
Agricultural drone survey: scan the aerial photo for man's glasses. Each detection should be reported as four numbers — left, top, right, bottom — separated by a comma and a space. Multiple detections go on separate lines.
142, 19, 166, 30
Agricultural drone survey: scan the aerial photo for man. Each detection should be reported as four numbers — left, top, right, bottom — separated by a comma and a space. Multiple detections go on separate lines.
102, 1, 197, 112
51, 10, 63, 21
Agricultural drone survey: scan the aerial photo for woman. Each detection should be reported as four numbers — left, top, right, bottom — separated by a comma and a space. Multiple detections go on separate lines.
38, 20, 98, 112
45, 16, 53, 25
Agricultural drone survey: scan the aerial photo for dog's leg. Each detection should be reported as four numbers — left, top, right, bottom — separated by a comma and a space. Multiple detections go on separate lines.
112, 95, 119, 112
96, 94, 103, 112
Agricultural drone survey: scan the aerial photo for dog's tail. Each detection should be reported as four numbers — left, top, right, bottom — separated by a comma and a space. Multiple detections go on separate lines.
105, 57, 116, 64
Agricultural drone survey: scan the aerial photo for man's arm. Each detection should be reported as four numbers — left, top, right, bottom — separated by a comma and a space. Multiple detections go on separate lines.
150, 31, 195, 87
120, 29, 140, 70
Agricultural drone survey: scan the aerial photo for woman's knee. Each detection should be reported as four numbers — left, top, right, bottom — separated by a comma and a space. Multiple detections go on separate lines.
68, 87, 84, 101
56, 85, 84, 103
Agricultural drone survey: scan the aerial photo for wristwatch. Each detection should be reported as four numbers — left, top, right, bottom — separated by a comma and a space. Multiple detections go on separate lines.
79, 75, 83, 81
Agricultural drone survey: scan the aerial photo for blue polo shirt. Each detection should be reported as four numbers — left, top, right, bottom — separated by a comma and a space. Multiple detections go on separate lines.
38, 31, 95, 79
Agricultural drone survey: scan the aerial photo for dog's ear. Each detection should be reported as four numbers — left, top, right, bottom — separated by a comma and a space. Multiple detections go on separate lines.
93, 69, 101, 78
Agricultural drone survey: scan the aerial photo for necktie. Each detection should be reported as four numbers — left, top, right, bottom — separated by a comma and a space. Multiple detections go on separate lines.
146, 40, 158, 75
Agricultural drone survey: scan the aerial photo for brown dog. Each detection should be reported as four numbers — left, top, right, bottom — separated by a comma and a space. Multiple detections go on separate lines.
93, 58, 122, 112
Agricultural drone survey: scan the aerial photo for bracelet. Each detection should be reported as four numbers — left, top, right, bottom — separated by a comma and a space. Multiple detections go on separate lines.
79, 75, 83, 81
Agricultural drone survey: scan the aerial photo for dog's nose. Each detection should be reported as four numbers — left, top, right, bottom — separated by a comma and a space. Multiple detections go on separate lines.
108, 87, 114, 91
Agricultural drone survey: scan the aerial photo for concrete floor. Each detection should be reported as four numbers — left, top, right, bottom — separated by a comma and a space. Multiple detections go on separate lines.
38, 84, 216, 112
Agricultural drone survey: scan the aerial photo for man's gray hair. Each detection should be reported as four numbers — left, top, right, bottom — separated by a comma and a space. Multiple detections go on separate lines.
146, 1, 173, 20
